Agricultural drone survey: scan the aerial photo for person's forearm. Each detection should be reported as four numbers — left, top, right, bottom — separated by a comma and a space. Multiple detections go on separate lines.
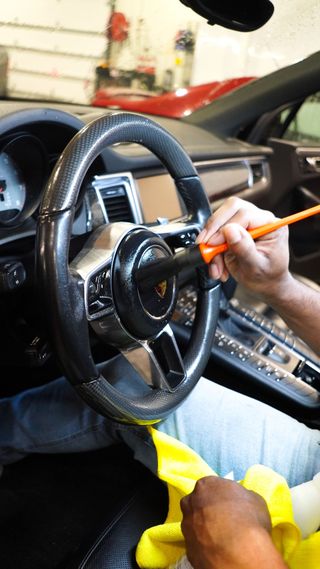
206, 527, 288, 569
262, 273, 320, 355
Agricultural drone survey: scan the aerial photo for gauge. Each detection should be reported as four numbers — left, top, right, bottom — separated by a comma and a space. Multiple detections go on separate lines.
0, 152, 26, 224
0, 134, 48, 227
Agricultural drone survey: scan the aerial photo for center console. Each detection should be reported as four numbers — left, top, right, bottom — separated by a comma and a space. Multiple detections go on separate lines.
173, 285, 320, 415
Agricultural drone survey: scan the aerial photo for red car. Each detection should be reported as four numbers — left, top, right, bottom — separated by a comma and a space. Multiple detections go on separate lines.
91, 77, 255, 118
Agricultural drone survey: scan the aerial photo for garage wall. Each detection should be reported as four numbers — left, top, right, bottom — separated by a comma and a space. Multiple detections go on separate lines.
0, 0, 108, 102
0, 0, 202, 104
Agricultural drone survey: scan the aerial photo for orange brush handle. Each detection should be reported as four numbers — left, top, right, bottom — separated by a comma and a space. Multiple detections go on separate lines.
199, 203, 320, 264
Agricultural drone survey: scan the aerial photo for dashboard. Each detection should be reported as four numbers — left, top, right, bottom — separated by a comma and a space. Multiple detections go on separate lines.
1, 100, 320, 425
0, 102, 271, 245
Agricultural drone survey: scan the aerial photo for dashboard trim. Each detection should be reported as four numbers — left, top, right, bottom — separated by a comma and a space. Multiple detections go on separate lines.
91, 172, 143, 225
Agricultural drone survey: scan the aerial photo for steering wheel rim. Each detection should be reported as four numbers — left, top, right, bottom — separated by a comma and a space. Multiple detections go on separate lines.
37, 112, 220, 424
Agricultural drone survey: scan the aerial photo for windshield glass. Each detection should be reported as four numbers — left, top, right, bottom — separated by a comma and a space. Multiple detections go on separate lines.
0, 0, 319, 118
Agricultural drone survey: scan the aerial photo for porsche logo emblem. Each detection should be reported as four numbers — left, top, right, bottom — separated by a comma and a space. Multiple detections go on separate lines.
155, 280, 167, 298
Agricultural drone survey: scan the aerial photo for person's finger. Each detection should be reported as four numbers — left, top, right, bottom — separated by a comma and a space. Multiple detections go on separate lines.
196, 227, 207, 243
208, 221, 260, 280
222, 223, 261, 270
198, 197, 278, 245
180, 494, 192, 515
208, 263, 220, 280
220, 267, 230, 283
208, 253, 225, 280
201, 198, 256, 239
209, 260, 230, 282
196, 226, 226, 246
205, 207, 276, 244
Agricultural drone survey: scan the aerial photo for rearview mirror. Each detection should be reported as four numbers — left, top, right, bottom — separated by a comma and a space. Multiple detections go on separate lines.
179, 0, 274, 32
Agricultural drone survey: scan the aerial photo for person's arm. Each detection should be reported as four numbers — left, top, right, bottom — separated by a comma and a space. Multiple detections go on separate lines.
198, 197, 320, 355
180, 476, 288, 569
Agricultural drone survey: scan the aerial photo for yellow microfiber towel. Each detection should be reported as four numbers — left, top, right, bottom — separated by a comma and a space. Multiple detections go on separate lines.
135, 426, 320, 569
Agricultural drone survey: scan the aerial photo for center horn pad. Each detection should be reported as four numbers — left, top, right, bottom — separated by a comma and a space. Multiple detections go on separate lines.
112, 228, 177, 340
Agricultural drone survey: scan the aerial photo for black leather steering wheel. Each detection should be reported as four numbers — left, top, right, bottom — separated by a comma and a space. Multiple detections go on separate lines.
37, 112, 220, 424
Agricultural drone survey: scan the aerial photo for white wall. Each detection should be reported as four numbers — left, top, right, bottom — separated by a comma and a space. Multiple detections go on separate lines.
0, 0, 109, 102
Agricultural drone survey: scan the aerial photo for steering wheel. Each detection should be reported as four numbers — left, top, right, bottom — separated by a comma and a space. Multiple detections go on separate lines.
37, 112, 220, 424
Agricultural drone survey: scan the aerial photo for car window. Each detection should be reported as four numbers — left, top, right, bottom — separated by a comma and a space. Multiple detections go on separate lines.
281, 94, 320, 144
1, 0, 320, 119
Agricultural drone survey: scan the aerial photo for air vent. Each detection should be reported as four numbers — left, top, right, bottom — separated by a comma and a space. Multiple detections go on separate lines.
91, 173, 143, 225
251, 162, 264, 184
101, 185, 133, 222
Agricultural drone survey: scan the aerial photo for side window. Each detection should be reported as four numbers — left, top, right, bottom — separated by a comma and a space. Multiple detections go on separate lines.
282, 93, 320, 144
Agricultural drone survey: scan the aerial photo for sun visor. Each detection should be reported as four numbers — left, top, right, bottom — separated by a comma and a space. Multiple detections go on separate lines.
179, 0, 274, 32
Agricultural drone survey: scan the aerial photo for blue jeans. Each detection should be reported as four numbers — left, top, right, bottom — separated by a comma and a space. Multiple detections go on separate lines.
1, 375, 320, 486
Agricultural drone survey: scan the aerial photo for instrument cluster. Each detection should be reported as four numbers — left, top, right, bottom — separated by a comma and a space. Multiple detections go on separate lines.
0, 133, 49, 227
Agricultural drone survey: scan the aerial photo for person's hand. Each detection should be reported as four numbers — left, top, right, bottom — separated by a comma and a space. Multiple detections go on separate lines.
180, 476, 287, 569
197, 197, 292, 302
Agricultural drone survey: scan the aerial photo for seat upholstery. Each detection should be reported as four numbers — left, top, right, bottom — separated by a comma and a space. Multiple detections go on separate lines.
75, 470, 168, 569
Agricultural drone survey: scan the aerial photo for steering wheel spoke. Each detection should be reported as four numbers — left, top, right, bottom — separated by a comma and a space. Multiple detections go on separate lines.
122, 325, 185, 392
150, 219, 201, 249
85, 264, 113, 321
71, 250, 113, 322
71, 223, 132, 322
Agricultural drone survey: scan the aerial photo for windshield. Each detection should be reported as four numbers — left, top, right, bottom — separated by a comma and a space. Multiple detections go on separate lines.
0, 0, 319, 118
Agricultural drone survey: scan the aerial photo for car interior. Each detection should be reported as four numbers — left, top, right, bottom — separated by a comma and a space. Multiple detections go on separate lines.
1, 1, 320, 568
